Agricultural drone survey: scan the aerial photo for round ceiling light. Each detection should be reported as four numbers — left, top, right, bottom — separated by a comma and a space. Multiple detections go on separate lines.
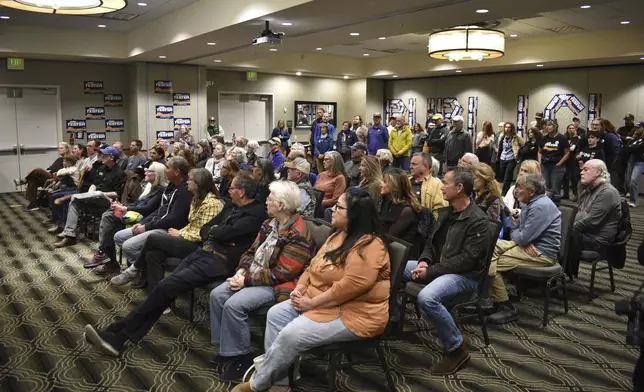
0, 0, 125, 14
428, 27, 505, 61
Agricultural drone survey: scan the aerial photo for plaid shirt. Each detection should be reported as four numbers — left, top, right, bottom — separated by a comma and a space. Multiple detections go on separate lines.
180, 193, 223, 242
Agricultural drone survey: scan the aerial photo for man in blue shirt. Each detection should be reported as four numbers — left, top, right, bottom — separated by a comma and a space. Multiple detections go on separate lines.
266, 138, 285, 171
367, 112, 389, 155
487, 173, 561, 324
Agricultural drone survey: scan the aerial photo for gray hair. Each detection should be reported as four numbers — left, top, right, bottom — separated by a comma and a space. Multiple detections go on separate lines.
247, 140, 260, 152
520, 173, 546, 195
324, 151, 347, 176
588, 159, 610, 183
168, 156, 190, 177
230, 147, 247, 164
462, 153, 479, 166
290, 142, 305, 153
431, 156, 440, 177
268, 180, 302, 214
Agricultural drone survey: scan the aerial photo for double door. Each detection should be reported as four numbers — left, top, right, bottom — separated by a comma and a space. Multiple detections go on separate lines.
219, 93, 272, 143
0, 87, 61, 193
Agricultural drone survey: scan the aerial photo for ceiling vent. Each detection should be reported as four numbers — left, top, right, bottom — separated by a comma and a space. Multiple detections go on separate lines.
365, 47, 408, 54
341, 42, 363, 47
546, 25, 585, 34
101, 12, 139, 21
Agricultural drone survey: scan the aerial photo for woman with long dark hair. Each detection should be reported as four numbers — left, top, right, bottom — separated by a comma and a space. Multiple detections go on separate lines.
253, 158, 276, 204
476, 121, 495, 165
195, 140, 212, 168
380, 168, 421, 244
562, 123, 581, 201
496, 122, 524, 195
219, 159, 240, 201
231, 187, 390, 392
538, 120, 570, 203
517, 127, 542, 163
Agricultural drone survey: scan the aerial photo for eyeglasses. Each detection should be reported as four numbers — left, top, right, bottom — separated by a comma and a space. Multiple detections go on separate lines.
332, 204, 347, 211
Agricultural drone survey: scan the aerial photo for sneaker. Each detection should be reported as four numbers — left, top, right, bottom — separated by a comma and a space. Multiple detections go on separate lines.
13, 178, 26, 187
488, 304, 519, 324
23, 202, 39, 212
47, 225, 62, 234
85, 252, 111, 269
42, 217, 54, 225
217, 354, 255, 382
163, 308, 171, 315
110, 268, 138, 286
429, 343, 470, 375
57, 231, 66, 238
629, 202, 636, 208
83, 324, 123, 357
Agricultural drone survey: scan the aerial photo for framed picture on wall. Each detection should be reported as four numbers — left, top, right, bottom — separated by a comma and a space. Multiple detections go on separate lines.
294, 101, 337, 129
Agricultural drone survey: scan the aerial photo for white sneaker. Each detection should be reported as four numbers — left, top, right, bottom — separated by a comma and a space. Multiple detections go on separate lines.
629, 202, 636, 208
110, 268, 138, 286
163, 308, 171, 315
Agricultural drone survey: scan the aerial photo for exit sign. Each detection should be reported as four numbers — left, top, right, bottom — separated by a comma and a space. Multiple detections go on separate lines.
246, 71, 257, 81
7, 57, 24, 71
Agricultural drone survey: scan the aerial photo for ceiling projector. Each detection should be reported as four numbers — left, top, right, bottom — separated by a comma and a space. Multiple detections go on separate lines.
253, 21, 284, 45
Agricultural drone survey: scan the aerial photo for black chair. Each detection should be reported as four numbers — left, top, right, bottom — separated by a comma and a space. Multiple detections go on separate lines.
507, 205, 576, 327
403, 220, 501, 347
288, 235, 412, 392
312, 189, 326, 219
581, 199, 631, 302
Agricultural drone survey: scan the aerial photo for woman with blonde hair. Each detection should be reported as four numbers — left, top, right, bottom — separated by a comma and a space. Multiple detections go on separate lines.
379, 168, 422, 244
358, 155, 383, 203
471, 163, 504, 221
504, 159, 541, 216
375, 148, 394, 173
314, 151, 347, 208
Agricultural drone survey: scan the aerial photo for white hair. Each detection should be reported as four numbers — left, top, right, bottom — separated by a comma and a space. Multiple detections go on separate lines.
431, 156, 440, 178
269, 180, 302, 214
247, 140, 260, 152
230, 146, 247, 163
375, 149, 393, 164
588, 159, 610, 183
290, 142, 305, 153
498, 122, 505, 127
462, 152, 479, 165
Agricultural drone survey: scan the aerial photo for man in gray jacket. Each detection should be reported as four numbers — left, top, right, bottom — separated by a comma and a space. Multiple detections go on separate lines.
488, 173, 561, 324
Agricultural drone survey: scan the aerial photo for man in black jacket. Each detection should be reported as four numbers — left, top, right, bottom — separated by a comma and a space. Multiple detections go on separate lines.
425, 113, 448, 175
443, 115, 473, 170
404, 168, 490, 376
83, 173, 267, 357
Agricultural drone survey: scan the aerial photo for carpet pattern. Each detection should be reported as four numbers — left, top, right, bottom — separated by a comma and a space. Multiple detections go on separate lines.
0, 192, 642, 392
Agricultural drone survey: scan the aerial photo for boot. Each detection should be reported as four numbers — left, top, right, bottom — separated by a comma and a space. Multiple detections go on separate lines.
54, 236, 77, 248
429, 343, 470, 375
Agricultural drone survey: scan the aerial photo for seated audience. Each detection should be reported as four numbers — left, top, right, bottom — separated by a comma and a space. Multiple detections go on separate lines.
409, 152, 448, 217
471, 163, 504, 221
206, 142, 227, 183
177, 147, 196, 168
246, 140, 260, 167
278, 147, 305, 180
147, 145, 167, 166
379, 168, 420, 244
376, 148, 394, 173
487, 174, 561, 324
231, 187, 390, 392
48, 155, 80, 192
285, 157, 317, 217
457, 152, 479, 169
230, 146, 250, 172
344, 142, 366, 186
314, 151, 347, 208
110, 168, 223, 286
358, 155, 383, 203
54, 147, 126, 248
113, 142, 129, 171
195, 140, 212, 168
83, 174, 267, 356
266, 138, 286, 172
210, 181, 314, 381
403, 168, 490, 375
219, 160, 240, 201
175, 125, 196, 147
235, 136, 249, 150
125, 140, 148, 172
20, 142, 71, 211
253, 158, 276, 204
567, 159, 622, 278
503, 160, 541, 217
84, 162, 168, 271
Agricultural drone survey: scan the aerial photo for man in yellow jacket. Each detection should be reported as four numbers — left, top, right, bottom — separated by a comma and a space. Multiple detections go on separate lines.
410, 152, 448, 218
389, 115, 413, 171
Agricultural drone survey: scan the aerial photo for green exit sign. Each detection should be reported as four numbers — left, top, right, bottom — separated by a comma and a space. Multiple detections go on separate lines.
7, 57, 24, 71
246, 71, 257, 81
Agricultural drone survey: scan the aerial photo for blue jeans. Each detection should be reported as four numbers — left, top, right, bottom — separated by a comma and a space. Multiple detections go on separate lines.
253, 300, 360, 390
393, 155, 411, 171
542, 163, 566, 203
114, 228, 167, 264
403, 260, 477, 353
630, 162, 644, 205
209, 283, 276, 356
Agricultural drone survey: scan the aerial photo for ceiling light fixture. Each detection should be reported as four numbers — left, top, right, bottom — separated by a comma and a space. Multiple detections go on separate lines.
269, 48, 277, 52
97, 24, 106, 27
455, 70, 462, 73
296, 71, 302, 76
159, 55, 167, 59
0, 15, 9, 19
281, 22, 292, 26
0, 0, 126, 14
476, 9, 489, 13
350, 32, 360, 36
509, 34, 518, 37
214, 59, 222, 63
428, 27, 505, 61
580, 5, 591, 8
137, 2, 147, 5
343, 75, 349, 79
207, 42, 216, 46
621, 20, 630, 24
316, 47, 322, 51
363, 53, 370, 56
640, 57, 644, 60
536, 64, 544, 67
379, 37, 386, 40
393, 75, 398, 78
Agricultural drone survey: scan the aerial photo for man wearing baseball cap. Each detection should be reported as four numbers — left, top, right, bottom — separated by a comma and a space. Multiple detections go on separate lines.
443, 115, 473, 170
367, 112, 389, 155
207, 117, 225, 138
266, 137, 286, 171
618, 113, 636, 140
426, 113, 448, 175
345, 142, 367, 186
285, 157, 317, 217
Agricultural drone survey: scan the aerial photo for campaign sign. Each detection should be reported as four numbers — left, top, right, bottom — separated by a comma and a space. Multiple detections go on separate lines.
84, 81, 104, 94
154, 80, 172, 94
156, 130, 175, 141
66, 119, 86, 131
87, 132, 106, 141
86, 107, 106, 120
173, 117, 192, 130
74, 131, 85, 140
156, 105, 174, 119
104, 94, 123, 107
173, 93, 190, 106
105, 119, 125, 132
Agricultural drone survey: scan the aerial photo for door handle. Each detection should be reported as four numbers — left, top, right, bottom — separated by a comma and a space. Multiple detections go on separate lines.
19, 144, 25, 154
12, 145, 17, 155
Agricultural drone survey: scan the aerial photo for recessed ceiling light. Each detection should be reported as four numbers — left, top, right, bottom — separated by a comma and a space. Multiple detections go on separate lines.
316, 47, 322, 51
476, 9, 489, 13
350, 32, 360, 36
97, 24, 106, 28
137, 2, 147, 5
640, 57, 644, 60
0, 15, 10, 19
282, 22, 292, 26
393, 75, 398, 78
343, 75, 349, 79
536, 64, 544, 67
379, 37, 386, 40
159, 55, 166, 59
455, 70, 462, 73
580, 5, 591, 8
621, 20, 630, 24
363, 53, 370, 56
509, 34, 518, 37
214, 59, 222, 63
296, 72, 302, 76
207, 42, 216, 46
269, 48, 277, 52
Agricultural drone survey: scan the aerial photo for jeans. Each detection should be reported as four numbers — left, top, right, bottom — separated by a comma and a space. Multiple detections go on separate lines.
393, 155, 410, 171
629, 162, 644, 205
542, 163, 566, 203
499, 159, 517, 196
50, 190, 76, 226
98, 210, 125, 252
562, 159, 579, 198
105, 248, 232, 343
253, 300, 360, 390
138, 232, 200, 291
209, 283, 276, 356
62, 192, 112, 237
113, 227, 167, 264
403, 260, 477, 353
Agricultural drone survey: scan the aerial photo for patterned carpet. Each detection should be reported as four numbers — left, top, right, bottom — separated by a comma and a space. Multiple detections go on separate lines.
0, 191, 641, 392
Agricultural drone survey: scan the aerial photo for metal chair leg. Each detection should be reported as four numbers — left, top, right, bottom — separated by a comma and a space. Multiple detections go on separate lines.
477, 302, 490, 347
608, 264, 615, 292
561, 276, 569, 314
589, 259, 599, 302
543, 280, 551, 328
376, 345, 396, 392
189, 289, 195, 323
326, 352, 340, 392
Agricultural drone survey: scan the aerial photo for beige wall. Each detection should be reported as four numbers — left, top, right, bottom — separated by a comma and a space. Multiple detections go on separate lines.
385, 64, 644, 134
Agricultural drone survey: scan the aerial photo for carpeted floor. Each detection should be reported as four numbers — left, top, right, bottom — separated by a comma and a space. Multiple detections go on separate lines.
0, 191, 642, 392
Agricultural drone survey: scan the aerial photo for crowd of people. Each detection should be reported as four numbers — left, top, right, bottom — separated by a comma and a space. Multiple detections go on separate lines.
11, 109, 635, 388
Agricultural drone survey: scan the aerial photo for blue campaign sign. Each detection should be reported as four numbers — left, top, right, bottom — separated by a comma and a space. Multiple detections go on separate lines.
543, 93, 586, 120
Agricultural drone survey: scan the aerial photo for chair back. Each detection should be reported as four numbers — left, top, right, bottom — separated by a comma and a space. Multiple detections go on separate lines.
383, 235, 412, 336
476, 221, 503, 298
304, 217, 333, 253
557, 205, 577, 271
312, 189, 326, 218
606, 199, 632, 269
